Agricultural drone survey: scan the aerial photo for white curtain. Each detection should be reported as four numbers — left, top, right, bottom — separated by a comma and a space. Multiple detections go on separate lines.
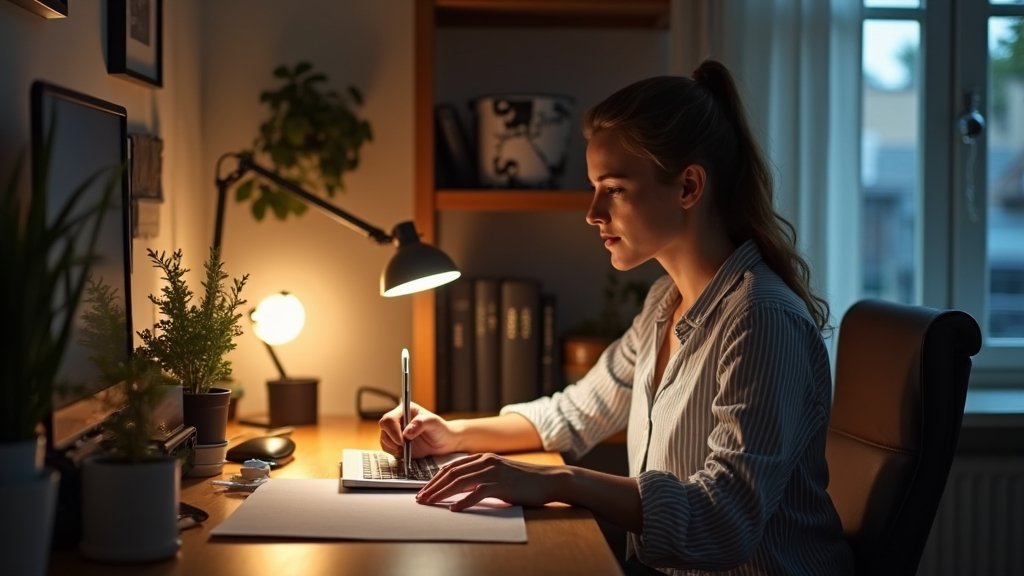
670, 0, 863, 340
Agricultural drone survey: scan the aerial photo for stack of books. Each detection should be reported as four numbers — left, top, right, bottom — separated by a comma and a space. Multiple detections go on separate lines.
435, 276, 560, 414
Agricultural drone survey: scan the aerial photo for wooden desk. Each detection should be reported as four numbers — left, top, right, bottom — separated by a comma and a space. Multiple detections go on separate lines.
49, 416, 623, 576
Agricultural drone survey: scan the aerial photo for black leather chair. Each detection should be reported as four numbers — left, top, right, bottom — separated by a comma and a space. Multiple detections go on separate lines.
826, 300, 982, 576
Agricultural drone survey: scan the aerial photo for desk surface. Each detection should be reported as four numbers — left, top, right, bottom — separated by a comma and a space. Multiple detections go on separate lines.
49, 416, 623, 576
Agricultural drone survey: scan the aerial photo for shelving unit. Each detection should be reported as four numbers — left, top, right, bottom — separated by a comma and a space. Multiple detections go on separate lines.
412, 0, 671, 410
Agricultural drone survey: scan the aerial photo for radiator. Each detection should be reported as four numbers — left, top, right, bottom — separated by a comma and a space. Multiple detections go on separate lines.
917, 455, 1024, 576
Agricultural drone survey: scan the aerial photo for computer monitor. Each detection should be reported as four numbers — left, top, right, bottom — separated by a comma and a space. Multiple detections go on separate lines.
31, 81, 133, 453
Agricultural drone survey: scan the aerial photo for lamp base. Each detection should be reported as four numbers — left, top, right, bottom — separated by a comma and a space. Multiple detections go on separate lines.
266, 377, 319, 427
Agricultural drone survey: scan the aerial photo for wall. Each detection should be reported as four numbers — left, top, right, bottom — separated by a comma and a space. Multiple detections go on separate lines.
200, 0, 415, 418
2, 0, 416, 419
0, 0, 205, 365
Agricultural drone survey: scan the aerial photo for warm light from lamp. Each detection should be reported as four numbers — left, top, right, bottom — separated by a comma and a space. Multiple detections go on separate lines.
251, 292, 306, 346
380, 221, 461, 297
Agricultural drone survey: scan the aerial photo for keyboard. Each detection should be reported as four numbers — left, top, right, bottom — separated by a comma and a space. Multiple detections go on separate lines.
361, 451, 441, 481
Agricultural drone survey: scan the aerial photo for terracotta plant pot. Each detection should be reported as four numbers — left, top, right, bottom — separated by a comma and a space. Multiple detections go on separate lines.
561, 336, 613, 386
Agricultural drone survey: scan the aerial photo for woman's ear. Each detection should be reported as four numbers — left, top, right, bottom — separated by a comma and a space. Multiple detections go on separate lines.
679, 164, 706, 209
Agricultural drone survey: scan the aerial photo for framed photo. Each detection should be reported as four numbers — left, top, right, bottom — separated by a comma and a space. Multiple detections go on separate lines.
108, 0, 163, 87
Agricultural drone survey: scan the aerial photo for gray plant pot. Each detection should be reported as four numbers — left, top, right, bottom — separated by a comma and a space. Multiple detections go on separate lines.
182, 387, 231, 444
80, 456, 181, 563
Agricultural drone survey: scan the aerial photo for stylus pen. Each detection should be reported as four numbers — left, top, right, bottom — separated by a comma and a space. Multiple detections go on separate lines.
402, 347, 411, 478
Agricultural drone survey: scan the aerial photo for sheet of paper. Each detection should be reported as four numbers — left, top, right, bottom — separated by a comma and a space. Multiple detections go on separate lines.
210, 478, 526, 543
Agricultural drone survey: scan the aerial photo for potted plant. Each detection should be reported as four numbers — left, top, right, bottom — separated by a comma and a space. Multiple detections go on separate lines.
562, 272, 648, 386
76, 279, 181, 563
0, 135, 117, 575
233, 61, 373, 222
136, 247, 248, 470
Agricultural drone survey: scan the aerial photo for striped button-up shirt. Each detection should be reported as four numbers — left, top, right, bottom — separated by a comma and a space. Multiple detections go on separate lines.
502, 240, 854, 575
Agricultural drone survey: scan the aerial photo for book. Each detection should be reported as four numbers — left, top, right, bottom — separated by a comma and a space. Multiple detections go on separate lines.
539, 293, 560, 397
434, 284, 451, 413
474, 278, 501, 412
448, 277, 476, 413
499, 278, 542, 406
435, 103, 477, 188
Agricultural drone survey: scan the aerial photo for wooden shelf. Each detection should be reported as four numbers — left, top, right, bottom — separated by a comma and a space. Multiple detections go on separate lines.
436, 189, 592, 211
412, 0, 671, 411
435, 0, 670, 29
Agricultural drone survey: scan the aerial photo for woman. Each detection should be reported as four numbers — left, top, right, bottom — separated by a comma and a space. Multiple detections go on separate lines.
380, 59, 854, 575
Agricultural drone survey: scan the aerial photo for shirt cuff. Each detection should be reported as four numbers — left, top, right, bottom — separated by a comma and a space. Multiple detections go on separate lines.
635, 469, 691, 566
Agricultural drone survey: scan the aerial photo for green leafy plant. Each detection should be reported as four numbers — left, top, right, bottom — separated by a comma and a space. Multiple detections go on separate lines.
235, 61, 373, 222
568, 272, 648, 339
0, 127, 119, 443
136, 247, 249, 395
79, 278, 171, 462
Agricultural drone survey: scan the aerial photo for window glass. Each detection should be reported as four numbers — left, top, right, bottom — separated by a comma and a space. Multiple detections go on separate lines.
987, 16, 1024, 339
862, 20, 921, 303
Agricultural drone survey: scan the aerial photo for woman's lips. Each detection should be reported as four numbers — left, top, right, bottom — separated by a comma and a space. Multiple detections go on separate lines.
601, 235, 620, 248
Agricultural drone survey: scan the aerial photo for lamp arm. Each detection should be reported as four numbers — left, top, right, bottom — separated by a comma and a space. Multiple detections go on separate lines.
214, 152, 393, 249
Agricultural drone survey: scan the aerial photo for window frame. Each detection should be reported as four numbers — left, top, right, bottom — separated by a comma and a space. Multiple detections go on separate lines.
861, 0, 1024, 384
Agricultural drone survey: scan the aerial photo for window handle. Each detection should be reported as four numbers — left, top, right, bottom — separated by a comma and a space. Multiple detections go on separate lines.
958, 90, 984, 222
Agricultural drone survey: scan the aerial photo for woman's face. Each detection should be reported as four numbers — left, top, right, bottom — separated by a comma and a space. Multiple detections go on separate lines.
585, 128, 686, 271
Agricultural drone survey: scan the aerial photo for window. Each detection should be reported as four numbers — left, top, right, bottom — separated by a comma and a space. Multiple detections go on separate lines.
859, 0, 1024, 381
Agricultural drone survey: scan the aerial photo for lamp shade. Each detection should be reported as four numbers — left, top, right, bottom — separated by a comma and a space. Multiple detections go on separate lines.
251, 292, 306, 345
381, 222, 461, 297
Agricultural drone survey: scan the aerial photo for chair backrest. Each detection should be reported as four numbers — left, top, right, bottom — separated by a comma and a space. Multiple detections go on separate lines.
826, 300, 981, 576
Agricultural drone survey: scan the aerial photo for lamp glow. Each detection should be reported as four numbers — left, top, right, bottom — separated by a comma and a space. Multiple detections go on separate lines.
251, 292, 306, 346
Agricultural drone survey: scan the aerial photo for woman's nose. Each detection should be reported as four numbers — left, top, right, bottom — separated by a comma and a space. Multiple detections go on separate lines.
585, 192, 607, 226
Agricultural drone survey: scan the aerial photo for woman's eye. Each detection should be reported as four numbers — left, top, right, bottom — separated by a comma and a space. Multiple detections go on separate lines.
606, 187, 624, 196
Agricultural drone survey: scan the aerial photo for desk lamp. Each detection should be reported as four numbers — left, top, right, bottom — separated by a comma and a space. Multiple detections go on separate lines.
215, 152, 461, 425
214, 151, 460, 296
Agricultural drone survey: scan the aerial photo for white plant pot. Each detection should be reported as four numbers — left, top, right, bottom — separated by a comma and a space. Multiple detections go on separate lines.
80, 456, 181, 563
0, 442, 59, 576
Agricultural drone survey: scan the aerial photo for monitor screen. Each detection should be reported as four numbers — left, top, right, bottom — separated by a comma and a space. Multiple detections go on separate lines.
31, 82, 133, 452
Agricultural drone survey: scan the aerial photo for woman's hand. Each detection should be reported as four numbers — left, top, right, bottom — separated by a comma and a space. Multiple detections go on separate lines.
415, 453, 570, 512
378, 402, 461, 458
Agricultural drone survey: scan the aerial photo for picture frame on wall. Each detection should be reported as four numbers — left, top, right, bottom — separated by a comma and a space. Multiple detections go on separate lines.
108, 0, 163, 88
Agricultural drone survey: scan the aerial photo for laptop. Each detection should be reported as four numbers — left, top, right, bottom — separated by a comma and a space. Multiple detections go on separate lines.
340, 448, 468, 489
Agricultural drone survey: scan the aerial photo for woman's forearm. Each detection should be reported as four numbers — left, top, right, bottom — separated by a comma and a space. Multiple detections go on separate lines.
556, 466, 643, 534
449, 413, 544, 454
443, 413, 642, 532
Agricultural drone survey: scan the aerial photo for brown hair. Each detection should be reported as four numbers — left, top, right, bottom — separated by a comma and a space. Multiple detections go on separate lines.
583, 60, 831, 331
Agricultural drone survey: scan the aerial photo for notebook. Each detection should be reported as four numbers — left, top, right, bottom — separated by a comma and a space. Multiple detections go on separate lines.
340, 448, 467, 488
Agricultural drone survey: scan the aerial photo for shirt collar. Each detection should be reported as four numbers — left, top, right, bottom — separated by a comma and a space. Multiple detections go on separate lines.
669, 239, 763, 339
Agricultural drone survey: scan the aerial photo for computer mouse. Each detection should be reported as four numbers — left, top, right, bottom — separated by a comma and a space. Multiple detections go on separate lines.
225, 435, 296, 467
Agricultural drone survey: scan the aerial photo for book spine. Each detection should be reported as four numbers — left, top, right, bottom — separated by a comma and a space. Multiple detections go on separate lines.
474, 278, 501, 413
434, 284, 451, 413
448, 277, 476, 413
499, 278, 542, 407
539, 293, 560, 397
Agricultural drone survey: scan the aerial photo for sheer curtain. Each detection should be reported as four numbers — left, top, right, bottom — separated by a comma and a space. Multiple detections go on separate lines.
670, 0, 862, 340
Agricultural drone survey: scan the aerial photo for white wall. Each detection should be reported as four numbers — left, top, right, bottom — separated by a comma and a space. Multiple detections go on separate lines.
0, 0, 205, 365
200, 0, 415, 418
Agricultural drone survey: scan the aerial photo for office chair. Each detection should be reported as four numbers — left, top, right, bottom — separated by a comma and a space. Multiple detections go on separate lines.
826, 299, 981, 576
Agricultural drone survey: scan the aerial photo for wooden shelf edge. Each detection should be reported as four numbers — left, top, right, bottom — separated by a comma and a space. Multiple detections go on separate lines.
435, 0, 670, 29
437, 189, 592, 211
